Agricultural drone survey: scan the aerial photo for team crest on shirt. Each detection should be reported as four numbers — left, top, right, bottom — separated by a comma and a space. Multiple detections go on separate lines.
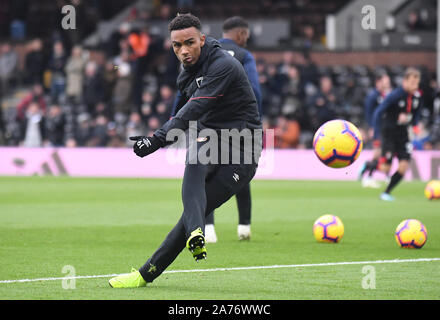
196, 76, 204, 88
413, 98, 419, 109
377, 96, 383, 104
398, 100, 405, 108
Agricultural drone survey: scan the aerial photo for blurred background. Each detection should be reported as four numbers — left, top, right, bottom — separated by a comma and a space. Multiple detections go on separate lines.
0, 0, 437, 151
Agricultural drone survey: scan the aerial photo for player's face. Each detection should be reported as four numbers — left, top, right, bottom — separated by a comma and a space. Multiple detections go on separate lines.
237, 28, 250, 47
403, 75, 420, 95
171, 27, 206, 67
381, 75, 391, 91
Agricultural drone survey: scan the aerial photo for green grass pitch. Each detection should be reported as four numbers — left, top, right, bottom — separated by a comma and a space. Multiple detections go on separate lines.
0, 176, 439, 300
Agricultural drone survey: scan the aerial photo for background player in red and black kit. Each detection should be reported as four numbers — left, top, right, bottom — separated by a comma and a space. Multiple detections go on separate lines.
372, 67, 422, 201
359, 71, 392, 188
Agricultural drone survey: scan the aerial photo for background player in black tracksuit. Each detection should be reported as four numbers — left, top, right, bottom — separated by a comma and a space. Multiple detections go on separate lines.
359, 71, 392, 188
204, 16, 262, 243
109, 14, 262, 288
372, 67, 422, 201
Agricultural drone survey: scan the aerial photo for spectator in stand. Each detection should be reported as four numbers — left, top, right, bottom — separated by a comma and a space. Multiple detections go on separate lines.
102, 61, 118, 104
0, 42, 19, 94
280, 65, 304, 115
24, 38, 46, 85
106, 121, 126, 147
126, 112, 146, 146
278, 51, 295, 76
48, 41, 67, 104
87, 114, 109, 147
406, 10, 427, 31
106, 22, 131, 58
162, 39, 180, 89
139, 90, 154, 122
301, 25, 315, 52
65, 45, 86, 104
83, 61, 105, 116
338, 74, 365, 119
256, 59, 271, 118
299, 53, 319, 89
44, 104, 66, 147
146, 115, 160, 137
16, 83, 47, 121
155, 84, 174, 124
112, 62, 133, 118
21, 102, 45, 147
74, 113, 92, 146
263, 63, 284, 118
128, 26, 152, 107
308, 75, 338, 131
274, 115, 300, 148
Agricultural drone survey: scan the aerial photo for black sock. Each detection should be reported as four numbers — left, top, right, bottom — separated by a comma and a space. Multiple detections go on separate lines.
368, 159, 378, 177
205, 211, 214, 224
385, 171, 403, 194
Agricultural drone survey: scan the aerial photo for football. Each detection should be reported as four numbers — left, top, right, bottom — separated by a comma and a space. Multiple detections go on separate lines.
424, 180, 440, 200
313, 214, 344, 243
313, 119, 363, 168
395, 219, 428, 249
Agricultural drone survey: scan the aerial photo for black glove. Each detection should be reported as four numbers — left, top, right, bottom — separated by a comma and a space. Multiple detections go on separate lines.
129, 135, 162, 158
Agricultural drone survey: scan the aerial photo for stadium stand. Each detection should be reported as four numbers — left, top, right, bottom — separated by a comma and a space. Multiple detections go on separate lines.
0, 0, 437, 149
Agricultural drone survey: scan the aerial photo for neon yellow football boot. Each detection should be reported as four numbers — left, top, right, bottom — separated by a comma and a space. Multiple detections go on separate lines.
186, 227, 207, 261
108, 268, 147, 288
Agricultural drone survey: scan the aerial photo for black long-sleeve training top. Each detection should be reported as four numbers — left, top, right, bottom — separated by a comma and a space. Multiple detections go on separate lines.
153, 37, 262, 163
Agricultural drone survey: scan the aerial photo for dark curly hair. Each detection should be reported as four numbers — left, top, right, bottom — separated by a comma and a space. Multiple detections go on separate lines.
222, 16, 249, 32
168, 13, 202, 32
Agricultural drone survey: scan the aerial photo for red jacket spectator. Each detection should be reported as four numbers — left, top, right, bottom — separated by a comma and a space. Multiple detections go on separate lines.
16, 84, 46, 120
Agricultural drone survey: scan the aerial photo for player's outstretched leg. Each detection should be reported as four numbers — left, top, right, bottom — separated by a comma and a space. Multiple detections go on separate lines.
109, 163, 210, 288
358, 161, 368, 181
381, 159, 408, 201
109, 268, 147, 288
109, 163, 257, 288
109, 215, 187, 287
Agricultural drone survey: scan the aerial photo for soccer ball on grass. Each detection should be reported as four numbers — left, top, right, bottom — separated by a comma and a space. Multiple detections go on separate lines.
395, 219, 427, 249
313, 214, 344, 243
424, 180, 440, 200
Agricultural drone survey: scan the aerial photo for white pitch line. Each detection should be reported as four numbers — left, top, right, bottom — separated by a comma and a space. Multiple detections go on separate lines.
1, 257, 439, 284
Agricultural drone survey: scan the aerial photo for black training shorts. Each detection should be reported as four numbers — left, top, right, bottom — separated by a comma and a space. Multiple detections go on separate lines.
381, 130, 412, 164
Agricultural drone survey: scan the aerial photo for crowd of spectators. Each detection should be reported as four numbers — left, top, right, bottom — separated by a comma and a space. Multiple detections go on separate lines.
1, 30, 438, 150
0, 26, 438, 150
0, 0, 438, 150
